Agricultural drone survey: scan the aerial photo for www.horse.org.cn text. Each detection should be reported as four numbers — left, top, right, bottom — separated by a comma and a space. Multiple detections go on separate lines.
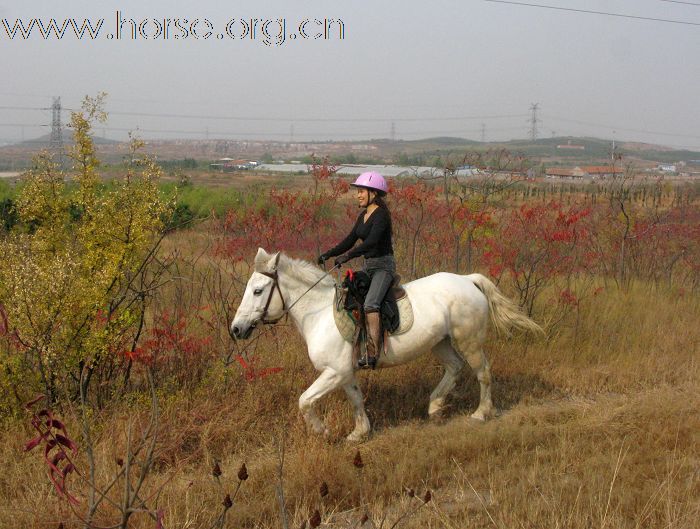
1, 11, 346, 46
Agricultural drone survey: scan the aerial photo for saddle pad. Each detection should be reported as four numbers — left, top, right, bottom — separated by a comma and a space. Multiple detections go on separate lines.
333, 289, 414, 343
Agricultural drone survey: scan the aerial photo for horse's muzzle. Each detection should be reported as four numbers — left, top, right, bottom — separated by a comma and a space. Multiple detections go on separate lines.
230, 321, 255, 340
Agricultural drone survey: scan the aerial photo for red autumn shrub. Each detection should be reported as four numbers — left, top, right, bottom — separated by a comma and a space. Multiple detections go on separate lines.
483, 201, 593, 314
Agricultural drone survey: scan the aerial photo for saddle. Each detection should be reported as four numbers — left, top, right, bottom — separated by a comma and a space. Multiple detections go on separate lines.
333, 270, 414, 348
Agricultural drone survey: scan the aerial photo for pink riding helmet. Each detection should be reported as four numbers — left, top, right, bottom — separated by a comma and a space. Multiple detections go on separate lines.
350, 171, 389, 195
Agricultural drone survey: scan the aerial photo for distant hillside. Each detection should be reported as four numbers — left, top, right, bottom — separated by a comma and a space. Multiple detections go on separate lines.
409, 136, 481, 146
1, 133, 698, 170
495, 137, 613, 159
483, 137, 700, 164
15, 129, 121, 148
623, 148, 700, 164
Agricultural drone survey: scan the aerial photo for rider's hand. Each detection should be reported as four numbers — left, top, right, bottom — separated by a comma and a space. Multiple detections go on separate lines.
334, 254, 351, 267
317, 253, 329, 265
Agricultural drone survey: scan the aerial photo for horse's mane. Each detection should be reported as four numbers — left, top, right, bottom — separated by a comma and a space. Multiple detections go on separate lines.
278, 253, 336, 289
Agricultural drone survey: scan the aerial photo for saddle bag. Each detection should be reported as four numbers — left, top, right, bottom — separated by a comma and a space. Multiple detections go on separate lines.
341, 270, 400, 334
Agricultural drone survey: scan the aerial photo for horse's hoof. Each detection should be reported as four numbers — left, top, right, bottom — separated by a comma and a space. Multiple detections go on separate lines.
428, 410, 447, 423
310, 425, 331, 438
345, 432, 369, 443
470, 407, 496, 422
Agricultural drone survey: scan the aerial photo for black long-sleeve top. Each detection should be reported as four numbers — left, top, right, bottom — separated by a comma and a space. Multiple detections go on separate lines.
326, 207, 393, 259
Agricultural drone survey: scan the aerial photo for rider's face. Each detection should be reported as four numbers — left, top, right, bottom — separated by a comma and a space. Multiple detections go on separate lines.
356, 188, 373, 208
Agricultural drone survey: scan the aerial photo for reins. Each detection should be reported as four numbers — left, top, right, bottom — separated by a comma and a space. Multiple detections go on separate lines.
286, 264, 341, 313
257, 264, 340, 325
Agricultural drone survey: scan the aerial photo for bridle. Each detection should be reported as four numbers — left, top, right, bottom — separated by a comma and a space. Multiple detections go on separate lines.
257, 270, 287, 325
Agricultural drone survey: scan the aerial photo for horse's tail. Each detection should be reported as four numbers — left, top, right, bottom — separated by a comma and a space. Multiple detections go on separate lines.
466, 273, 544, 336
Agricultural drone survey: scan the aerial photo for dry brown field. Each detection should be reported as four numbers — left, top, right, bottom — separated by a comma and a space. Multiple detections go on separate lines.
1, 212, 698, 529
1, 159, 699, 529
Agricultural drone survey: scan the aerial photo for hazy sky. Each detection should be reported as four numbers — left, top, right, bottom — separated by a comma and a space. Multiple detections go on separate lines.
1, 0, 699, 148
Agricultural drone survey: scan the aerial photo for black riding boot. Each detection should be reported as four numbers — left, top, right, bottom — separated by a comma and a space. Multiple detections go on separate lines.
358, 311, 381, 369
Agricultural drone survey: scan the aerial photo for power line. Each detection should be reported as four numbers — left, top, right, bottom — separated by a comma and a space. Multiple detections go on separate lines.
3, 104, 696, 145
2, 92, 518, 110
543, 114, 700, 140
0, 120, 525, 136
481, 0, 700, 26
104, 110, 530, 123
0, 123, 525, 139
0, 105, 52, 111
0, 105, 530, 123
2, 111, 696, 142
659, 0, 700, 6
0, 123, 49, 128
0, 92, 48, 98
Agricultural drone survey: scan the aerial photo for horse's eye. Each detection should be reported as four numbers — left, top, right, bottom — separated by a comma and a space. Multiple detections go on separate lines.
253, 288, 263, 296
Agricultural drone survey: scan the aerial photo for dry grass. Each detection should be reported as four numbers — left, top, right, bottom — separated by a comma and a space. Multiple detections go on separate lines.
1, 262, 698, 528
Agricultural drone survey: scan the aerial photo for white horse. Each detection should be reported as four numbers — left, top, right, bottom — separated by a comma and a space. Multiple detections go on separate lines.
231, 248, 542, 442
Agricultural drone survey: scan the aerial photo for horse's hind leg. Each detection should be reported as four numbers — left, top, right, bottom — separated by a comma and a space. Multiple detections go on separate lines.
428, 338, 466, 419
451, 312, 494, 421
343, 378, 370, 442
460, 342, 494, 421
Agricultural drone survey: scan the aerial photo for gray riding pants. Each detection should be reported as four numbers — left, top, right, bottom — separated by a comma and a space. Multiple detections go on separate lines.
363, 255, 396, 312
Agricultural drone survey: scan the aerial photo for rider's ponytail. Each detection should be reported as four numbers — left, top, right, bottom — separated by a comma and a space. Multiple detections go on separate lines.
373, 194, 393, 235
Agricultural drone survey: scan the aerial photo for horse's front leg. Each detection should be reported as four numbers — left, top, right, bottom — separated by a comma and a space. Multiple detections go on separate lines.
343, 378, 370, 442
299, 368, 345, 437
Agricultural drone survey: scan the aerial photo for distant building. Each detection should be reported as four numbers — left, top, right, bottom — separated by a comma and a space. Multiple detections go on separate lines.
229, 159, 253, 170
545, 165, 623, 179
556, 140, 585, 150
657, 164, 677, 173
545, 166, 586, 178
209, 157, 256, 172
580, 166, 624, 178
455, 165, 478, 177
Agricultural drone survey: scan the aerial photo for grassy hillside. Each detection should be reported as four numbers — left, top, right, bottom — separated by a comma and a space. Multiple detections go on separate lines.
3, 135, 700, 170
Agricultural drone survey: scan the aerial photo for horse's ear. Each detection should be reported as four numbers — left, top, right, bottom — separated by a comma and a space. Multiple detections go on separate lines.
254, 248, 280, 273
271, 252, 281, 271
254, 248, 270, 270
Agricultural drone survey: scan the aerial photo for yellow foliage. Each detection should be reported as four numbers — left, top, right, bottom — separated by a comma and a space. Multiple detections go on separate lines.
0, 95, 170, 405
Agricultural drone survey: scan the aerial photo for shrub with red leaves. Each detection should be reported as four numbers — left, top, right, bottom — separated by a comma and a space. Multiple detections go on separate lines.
216, 156, 348, 263
391, 182, 452, 278
234, 354, 283, 382
24, 396, 79, 506
483, 201, 593, 315
126, 307, 214, 386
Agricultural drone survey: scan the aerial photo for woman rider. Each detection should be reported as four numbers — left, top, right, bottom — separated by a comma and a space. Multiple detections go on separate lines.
318, 171, 394, 369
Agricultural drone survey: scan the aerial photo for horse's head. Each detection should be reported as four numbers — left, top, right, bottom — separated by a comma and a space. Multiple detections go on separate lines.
230, 248, 286, 340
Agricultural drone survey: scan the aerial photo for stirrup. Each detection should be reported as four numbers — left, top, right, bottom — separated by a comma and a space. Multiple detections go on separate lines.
357, 355, 378, 370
